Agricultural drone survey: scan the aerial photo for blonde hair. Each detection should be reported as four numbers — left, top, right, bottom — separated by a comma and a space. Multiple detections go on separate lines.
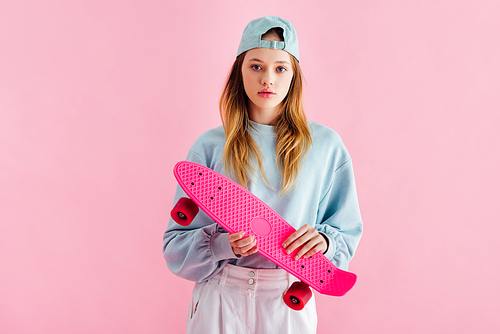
219, 41, 311, 195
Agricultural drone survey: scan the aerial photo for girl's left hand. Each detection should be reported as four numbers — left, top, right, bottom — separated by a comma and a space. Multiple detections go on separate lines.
281, 225, 328, 260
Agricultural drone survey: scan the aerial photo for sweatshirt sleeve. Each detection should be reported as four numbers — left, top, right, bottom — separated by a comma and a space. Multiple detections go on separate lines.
314, 158, 363, 271
162, 149, 239, 283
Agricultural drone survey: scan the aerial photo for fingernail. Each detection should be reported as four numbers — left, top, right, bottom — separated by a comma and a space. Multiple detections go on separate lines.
294, 255, 299, 260
286, 249, 291, 254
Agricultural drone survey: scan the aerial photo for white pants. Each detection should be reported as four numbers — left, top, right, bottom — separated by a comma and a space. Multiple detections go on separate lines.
186, 264, 318, 334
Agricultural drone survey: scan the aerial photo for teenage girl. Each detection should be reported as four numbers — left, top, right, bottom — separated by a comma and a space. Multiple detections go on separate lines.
163, 15, 363, 334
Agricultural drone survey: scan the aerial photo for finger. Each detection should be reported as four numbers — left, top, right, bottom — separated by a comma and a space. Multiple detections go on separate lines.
228, 232, 245, 243
231, 235, 255, 248
240, 245, 259, 256
283, 225, 308, 246
233, 240, 258, 257
293, 239, 316, 260
239, 238, 257, 253
285, 230, 316, 255
295, 237, 324, 259
299, 234, 328, 259
302, 245, 322, 259
231, 237, 256, 256
307, 239, 328, 257
281, 225, 309, 248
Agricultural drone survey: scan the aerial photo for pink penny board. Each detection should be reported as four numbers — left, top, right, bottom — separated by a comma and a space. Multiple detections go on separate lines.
174, 161, 357, 296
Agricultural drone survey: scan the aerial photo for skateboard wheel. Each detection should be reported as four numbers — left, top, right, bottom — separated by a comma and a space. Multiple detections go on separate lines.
171, 197, 199, 226
283, 281, 312, 311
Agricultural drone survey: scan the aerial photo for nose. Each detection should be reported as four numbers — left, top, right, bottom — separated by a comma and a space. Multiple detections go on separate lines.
261, 71, 274, 86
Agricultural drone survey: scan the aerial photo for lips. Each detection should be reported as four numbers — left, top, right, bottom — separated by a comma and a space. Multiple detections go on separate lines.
258, 89, 276, 98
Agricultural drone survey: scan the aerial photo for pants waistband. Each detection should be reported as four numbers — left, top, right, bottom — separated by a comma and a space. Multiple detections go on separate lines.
212, 264, 296, 289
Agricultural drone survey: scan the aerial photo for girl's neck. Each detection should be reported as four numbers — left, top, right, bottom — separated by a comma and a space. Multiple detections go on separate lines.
248, 103, 280, 126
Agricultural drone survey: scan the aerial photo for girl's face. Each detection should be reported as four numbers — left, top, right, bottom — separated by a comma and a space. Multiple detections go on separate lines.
241, 44, 294, 125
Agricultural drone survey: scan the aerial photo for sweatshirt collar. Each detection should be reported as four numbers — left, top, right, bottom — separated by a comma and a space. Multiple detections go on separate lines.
249, 120, 276, 137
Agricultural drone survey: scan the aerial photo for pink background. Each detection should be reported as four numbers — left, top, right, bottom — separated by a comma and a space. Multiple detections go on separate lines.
1, 1, 499, 333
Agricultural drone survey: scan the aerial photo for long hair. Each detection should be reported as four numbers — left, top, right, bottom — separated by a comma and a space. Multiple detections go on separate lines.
219, 51, 312, 195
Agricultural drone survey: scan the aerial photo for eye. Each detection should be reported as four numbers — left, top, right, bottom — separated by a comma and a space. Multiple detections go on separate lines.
251, 65, 262, 71
276, 66, 287, 73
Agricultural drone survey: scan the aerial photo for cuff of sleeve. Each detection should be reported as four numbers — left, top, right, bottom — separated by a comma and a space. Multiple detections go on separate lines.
210, 232, 240, 262
318, 231, 336, 261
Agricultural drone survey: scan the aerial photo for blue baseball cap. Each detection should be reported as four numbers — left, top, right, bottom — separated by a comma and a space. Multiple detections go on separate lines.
237, 16, 300, 62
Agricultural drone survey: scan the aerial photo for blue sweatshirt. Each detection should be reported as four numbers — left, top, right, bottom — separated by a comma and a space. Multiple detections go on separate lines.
163, 120, 363, 283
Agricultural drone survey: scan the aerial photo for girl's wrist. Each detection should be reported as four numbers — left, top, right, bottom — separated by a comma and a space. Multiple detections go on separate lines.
318, 232, 329, 254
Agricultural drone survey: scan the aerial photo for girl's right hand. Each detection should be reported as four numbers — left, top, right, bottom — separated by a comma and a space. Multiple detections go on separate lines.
228, 232, 259, 257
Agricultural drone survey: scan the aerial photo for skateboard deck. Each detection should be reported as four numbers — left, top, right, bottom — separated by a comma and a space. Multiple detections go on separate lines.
173, 161, 357, 297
